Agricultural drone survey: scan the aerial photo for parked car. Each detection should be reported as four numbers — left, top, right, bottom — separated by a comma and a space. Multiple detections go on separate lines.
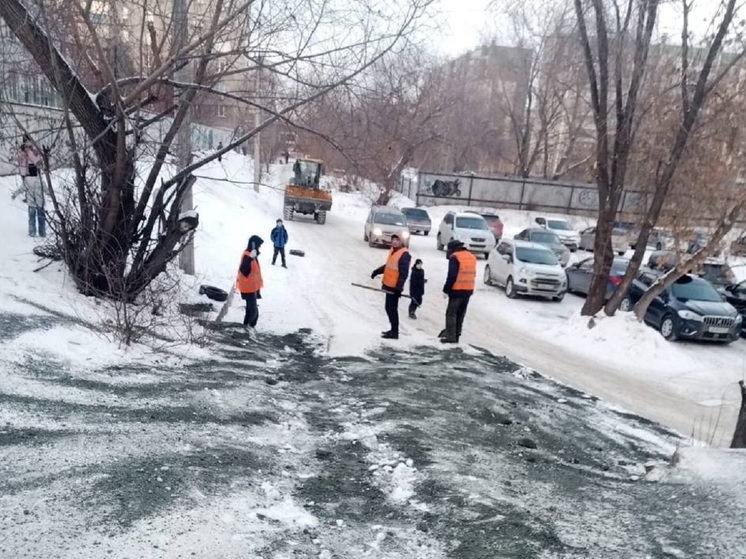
535, 217, 581, 251
621, 269, 742, 343
647, 251, 736, 291
514, 228, 571, 267
647, 228, 676, 251
437, 212, 497, 258
467, 211, 503, 241
687, 228, 710, 254
566, 256, 629, 299
578, 225, 630, 255
723, 279, 746, 335
484, 239, 567, 301
364, 207, 410, 248
400, 207, 432, 235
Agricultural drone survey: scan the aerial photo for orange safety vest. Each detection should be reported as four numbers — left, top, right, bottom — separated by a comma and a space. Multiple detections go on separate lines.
452, 250, 477, 292
382, 247, 409, 290
236, 251, 263, 294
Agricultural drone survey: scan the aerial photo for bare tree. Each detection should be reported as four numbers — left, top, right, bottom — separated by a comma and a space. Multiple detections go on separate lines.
571, 0, 746, 316
0, 0, 431, 300
298, 46, 449, 204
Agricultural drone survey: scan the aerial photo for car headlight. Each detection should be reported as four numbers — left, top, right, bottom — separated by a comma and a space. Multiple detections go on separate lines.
518, 268, 533, 279
678, 310, 703, 322
372, 227, 382, 236
401, 230, 410, 239
736, 314, 743, 324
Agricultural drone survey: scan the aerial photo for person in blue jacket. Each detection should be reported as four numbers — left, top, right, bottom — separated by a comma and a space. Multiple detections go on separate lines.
270, 219, 289, 268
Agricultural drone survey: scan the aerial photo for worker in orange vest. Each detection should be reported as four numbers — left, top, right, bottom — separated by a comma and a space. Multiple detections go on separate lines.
236, 235, 264, 332
371, 234, 412, 339
440, 240, 477, 343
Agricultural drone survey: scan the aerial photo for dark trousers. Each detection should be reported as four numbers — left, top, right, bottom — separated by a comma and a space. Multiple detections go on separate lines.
444, 295, 470, 341
385, 293, 401, 334
242, 293, 259, 327
272, 246, 286, 266
408, 296, 422, 315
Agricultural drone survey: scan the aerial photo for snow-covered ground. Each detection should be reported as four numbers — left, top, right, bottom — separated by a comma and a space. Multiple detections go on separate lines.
1, 153, 744, 444
2, 154, 746, 557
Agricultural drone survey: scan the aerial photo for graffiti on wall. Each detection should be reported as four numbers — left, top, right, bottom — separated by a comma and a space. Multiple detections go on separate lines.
577, 189, 598, 208
425, 178, 462, 197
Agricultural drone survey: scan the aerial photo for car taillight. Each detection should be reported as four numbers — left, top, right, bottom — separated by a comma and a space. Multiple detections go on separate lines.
609, 276, 622, 285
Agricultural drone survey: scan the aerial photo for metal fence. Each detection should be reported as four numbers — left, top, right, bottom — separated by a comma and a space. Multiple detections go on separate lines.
409, 171, 648, 217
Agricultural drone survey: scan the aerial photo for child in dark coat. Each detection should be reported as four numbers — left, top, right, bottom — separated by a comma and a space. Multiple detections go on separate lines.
408, 259, 426, 319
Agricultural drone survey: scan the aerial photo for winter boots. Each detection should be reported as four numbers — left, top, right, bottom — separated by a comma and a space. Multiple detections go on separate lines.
381, 330, 399, 340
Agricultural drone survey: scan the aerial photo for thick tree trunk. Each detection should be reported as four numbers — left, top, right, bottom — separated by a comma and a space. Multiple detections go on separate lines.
731, 381, 746, 449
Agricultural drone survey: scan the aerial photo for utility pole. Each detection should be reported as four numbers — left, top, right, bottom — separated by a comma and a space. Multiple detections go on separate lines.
174, 0, 195, 275
253, 63, 261, 192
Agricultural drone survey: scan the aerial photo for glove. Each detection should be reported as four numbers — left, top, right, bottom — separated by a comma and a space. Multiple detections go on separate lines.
256, 291, 262, 300
11, 193, 17, 201
371, 271, 377, 279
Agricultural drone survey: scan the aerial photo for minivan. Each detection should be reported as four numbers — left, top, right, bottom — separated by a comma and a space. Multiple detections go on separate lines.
437, 212, 496, 258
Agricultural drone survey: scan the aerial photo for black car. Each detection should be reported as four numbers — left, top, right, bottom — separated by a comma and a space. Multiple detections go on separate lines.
566, 256, 629, 299
723, 280, 746, 335
622, 269, 742, 343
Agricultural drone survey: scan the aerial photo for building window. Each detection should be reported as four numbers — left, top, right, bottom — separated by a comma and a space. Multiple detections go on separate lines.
218, 105, 227, 117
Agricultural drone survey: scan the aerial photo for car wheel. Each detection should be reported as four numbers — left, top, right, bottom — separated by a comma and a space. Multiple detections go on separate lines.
364, 230, 369, 242
484, 265, 493, 286
619, 297, 632, 312
656, 242, 663, 251
565, 273, 573, 294
436, 233, 443, 251
660, 315, 678, 341
553, 292, 565, 302
424, 231, 430, 236
617, 251, 625, 256
505, 276, 517, 299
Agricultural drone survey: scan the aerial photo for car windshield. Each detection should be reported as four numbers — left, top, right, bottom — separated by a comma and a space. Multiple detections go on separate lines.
671, 277, 722, 302
613, 222, 634, 232
611, 259, 630, 273
700, 264, 730, 286
455, 217, 488, 230
547, 220, 572, 230
516, 247, 558, 265
531, 231, 561, 244
374, 212, 406, 226
404, 209, 429, 220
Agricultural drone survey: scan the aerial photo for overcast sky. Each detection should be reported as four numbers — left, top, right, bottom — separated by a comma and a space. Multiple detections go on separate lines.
434, 0, 725, 57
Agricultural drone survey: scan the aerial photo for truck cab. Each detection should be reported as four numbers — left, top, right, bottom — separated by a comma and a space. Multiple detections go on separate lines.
284, 158, 332, 224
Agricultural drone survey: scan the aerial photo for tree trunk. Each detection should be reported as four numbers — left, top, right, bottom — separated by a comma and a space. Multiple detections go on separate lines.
581, 206, 615, 315
731, 381, 746, 449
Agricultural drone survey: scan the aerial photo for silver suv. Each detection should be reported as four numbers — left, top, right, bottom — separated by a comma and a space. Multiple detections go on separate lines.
437, 211, 496, 258
485, 239, 567, 301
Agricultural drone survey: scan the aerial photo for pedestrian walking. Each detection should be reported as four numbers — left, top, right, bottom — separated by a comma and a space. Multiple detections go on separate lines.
236, 235, 264, 334
408, 258, 426, 319
439, 240, 477, 344
217, 141, 223, 162
270, 219, 289, 268
11, 136, 46, 238
371, 234, 411, 339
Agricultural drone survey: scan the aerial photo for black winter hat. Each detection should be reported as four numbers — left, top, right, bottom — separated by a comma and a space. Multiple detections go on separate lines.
446, 239, 465, 252
247, 235, 264, 251
414, 258, 423, 266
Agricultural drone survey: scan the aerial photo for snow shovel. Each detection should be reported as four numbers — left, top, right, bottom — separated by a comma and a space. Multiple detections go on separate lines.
350, 282, 412, 299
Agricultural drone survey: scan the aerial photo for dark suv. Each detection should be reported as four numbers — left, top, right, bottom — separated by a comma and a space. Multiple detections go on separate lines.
621, 269, 742, 343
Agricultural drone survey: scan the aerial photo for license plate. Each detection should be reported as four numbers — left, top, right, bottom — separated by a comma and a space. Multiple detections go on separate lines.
709, 327, 730, 334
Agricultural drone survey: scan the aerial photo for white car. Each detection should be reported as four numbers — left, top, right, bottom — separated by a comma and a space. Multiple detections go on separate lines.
484, 239, 567, 301
436, 211, 496, 258
364, 207, 411, 247
535, 217, 581, 252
